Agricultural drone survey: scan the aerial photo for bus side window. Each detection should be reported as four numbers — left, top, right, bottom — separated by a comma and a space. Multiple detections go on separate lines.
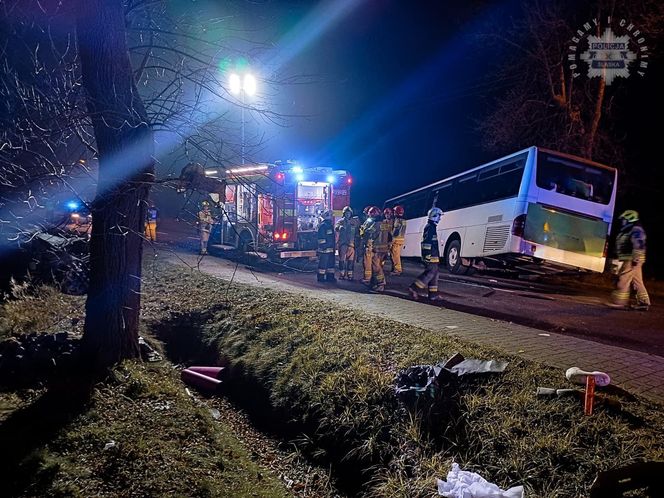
433, 182, 454, 210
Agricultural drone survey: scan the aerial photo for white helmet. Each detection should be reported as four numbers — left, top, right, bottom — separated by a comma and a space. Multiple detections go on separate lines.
320, 210, 333, 221
427, 207, 443, 220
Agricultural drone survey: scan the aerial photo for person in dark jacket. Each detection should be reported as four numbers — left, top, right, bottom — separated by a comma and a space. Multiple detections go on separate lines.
335, 206, 358, 280
608, 210, 650, 310
408, 207, 444, 301
317, 210, 336, 282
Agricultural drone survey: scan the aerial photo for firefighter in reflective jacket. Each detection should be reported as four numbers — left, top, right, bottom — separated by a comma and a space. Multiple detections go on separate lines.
360, 206, 380, 285
356, 206, 370, 266
144, 202, 159, 242
317, 210, 336, 283
608, 210, 650, 310
409, 207, 444, 301
198, 201, 214, 255
390, 205, 407, 275
335, 206, 358, 280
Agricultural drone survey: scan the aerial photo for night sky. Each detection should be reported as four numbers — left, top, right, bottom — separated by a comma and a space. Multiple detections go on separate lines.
252, 0, 505, 207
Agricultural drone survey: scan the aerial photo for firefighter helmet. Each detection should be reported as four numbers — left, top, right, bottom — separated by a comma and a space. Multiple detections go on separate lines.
342, 206, 353, 217
427, 207, 443, 220
619, 210, 639, 223
393, 205, 404, 217
383, 207, 393, 218
320, 209, 333, 221
363, 206, 371, 215
201, 200, 210, 208
367, 206, 381, 218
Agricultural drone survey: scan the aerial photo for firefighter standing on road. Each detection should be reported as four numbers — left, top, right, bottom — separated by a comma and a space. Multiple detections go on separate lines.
608, 210, 650, 310
409, 207, 444, 301
145, 202, 159, 242
360, 206, 380, 285
390, 205, 407, 275
198, 201, 214, 255
317, 210, 336, 283
356, 206, 370, 269
335, 206, 358, 280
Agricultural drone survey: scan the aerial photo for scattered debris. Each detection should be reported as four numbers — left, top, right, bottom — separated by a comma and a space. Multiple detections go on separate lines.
139, 336, 163, 362
437, 462, 524, 498
537, 333, 550, 337
536, 387, 579, 397
181, 366, 226, 393
394, 353, 508, 401
103, 440, 118, 451
566, 367, 611, 387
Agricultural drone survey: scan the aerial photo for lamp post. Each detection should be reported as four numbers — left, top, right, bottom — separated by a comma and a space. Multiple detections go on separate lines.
229, 72, 257, 164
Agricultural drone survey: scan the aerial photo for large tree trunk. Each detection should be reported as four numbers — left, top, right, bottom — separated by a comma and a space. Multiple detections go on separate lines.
585, 77, 606, 160
76, 0, 154, 370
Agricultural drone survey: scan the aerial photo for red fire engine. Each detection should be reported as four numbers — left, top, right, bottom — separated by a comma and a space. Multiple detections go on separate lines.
205, 161, 352, 258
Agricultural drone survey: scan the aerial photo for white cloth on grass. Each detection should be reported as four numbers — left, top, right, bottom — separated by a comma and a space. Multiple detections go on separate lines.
437, 463, 524, 498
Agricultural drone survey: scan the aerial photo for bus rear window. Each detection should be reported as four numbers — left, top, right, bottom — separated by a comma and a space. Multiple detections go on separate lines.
536, 152, 614, 205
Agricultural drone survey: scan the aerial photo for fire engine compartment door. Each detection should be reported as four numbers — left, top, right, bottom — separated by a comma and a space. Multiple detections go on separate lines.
237, 183, 257, 224
332, 183, 350, 218
258, 194, 273, 235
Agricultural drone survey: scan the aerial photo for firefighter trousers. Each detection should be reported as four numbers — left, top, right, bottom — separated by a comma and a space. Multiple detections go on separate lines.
413, 262, 439, 296
370, 252, 387, 289
611, 260, 650, 306
318, 252, 336, 281
363, 245, 373, 281
145, 221, 157, 242
338, 243, 355, 279
390, 238, 404, 273
200, 226, 210, 254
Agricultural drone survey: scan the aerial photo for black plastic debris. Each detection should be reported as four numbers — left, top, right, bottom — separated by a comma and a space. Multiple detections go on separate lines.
394, 352, 508, 402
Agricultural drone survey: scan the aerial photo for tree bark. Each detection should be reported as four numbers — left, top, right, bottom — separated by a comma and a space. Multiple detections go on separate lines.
585, 77, 606, 160
76, 0, 154, 370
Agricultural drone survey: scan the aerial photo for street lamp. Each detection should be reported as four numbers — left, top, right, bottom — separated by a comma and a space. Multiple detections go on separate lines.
229, 72, 257, 164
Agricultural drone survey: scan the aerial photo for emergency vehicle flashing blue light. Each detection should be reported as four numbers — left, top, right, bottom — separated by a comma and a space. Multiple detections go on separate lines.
66, 201, 79, 210
296, 174, 304, 182
292, 166, 303, 174
326, 175, 335, 183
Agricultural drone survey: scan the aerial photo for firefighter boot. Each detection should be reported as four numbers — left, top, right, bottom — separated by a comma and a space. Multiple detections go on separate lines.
326, 274, 337, 283
428, 293, 445, 302
408, 284, 420, 301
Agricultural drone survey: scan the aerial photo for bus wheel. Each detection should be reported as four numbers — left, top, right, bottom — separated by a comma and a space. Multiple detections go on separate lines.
445, 239, 464, 274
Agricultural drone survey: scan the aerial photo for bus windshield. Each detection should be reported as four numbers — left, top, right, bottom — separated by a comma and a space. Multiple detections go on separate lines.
536, 152, 615, 205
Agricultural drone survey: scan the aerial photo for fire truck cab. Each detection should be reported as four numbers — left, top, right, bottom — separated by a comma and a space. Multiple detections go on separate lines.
207, 161, 352, 258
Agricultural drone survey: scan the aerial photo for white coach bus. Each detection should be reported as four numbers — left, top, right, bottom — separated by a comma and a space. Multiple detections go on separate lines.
384, 147, 617, 274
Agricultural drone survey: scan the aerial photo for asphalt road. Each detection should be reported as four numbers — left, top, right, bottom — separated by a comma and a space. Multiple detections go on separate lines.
155, 218, 663, 357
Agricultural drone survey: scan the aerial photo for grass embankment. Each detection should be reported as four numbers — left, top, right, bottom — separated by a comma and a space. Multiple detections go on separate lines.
141, 259, 664, 497
0, 287, 291, 497
2, 260, 663, 497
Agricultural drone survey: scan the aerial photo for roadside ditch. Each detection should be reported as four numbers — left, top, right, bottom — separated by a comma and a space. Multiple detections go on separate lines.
142, 260, 664, 497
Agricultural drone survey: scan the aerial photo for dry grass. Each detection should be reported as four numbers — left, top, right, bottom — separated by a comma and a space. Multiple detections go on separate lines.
0, 286, 291, 497
142, 259, 664, 497
0, 281, 86, 340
